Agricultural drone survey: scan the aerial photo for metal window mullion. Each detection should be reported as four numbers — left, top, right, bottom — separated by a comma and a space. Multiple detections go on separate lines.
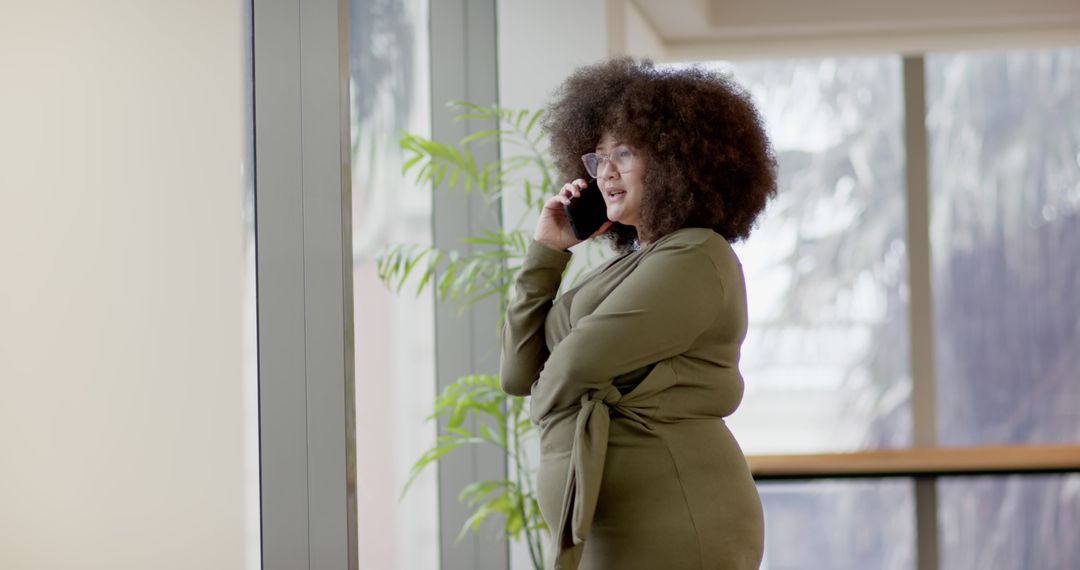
429, 0, 509, 569
255, 0, 356, 568
903, 54, 940, 570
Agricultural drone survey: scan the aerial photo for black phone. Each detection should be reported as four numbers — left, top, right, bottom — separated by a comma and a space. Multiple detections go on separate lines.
563, 179, 609, 240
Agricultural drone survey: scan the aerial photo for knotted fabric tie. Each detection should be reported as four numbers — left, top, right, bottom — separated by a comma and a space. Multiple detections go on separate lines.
547, 387, 650, 570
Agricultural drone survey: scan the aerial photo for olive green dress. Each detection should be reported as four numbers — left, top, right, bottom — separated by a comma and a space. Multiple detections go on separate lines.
500, 227, 764, 570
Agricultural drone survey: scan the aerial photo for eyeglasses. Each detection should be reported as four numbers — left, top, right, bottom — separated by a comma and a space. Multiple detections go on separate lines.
581, 146, 635, 179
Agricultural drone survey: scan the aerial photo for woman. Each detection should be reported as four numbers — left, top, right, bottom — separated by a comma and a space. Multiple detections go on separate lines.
500, 58, 777, 570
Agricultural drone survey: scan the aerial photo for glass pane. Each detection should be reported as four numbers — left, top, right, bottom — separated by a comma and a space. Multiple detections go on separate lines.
711, 58, 912, 453
926, 49, 1080, 446
348, 0, 438, 568
758, 479, 915, 570
939, 475, 1080, 569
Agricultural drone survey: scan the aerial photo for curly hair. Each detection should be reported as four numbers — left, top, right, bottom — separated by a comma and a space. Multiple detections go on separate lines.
542, 57, 777, 252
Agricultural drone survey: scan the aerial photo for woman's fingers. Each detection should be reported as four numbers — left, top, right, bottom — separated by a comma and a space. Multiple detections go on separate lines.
544, 192, 570, 208
556, 185, 573, 205
562, 180, 589, 199
551, 179, 592, 207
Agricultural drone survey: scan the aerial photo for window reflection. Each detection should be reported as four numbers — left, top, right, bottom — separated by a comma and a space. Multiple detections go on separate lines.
927, 48, 1080, 447
927, 47, 1080, 570
939, 475, 1080, 570
758, 479, 915, 570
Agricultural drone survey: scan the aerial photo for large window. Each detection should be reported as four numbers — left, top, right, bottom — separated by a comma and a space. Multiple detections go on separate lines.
707, 47, 1080, 570
348, 0, 438, 568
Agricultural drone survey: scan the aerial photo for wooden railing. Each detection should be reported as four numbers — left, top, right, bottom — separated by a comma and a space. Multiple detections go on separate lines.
747, 444, 1080, 480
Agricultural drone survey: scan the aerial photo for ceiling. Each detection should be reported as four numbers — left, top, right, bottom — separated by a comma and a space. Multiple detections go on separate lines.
619, 0, 1080, 60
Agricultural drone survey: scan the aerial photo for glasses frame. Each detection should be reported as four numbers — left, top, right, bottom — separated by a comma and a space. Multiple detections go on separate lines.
581, 146, 636, 179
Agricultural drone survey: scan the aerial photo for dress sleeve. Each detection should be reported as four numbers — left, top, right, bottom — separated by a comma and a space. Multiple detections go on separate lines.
530, 239, 724, 419
499, 240, 572, 396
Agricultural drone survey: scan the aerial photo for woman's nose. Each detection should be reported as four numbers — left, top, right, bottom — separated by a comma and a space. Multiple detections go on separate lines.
598, 160, 619, 178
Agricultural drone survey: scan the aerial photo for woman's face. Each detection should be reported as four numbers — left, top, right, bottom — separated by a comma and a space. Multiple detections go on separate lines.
594, 132, 646, 230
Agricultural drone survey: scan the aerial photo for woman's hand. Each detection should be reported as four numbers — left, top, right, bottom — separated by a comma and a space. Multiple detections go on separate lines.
533, 179, 613, 251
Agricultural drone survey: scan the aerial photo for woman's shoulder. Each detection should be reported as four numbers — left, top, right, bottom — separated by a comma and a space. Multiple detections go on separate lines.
649, 227, 734, 257
654, 227, 724, 247
648, 227, 741, 272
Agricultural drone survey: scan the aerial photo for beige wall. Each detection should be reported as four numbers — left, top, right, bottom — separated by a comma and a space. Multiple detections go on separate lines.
0, 2, 256, 569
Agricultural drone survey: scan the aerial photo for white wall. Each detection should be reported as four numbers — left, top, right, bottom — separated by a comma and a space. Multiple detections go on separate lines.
497, 0, 614, 237
0, 2, 256, 569
497, 0, 609, 115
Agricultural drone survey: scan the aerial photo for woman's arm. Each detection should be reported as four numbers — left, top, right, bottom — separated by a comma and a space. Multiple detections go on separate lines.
500, 180, 611, 397
529, 239, 725, 418
499, 240, 572, 396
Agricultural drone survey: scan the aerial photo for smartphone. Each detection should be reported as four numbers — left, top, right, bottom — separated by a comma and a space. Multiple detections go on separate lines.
563, 179, 609, 240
